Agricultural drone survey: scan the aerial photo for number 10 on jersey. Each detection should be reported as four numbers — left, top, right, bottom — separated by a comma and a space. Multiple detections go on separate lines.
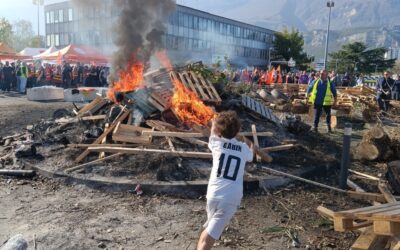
217, 153, 241, 181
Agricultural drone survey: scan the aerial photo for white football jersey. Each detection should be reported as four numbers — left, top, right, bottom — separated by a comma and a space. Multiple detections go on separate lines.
206, 135, 254, 206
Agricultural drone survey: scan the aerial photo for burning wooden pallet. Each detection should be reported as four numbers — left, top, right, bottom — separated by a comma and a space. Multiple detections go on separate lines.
170, 71, 221, 104
241, 95, 280, 124
77, 96, 108, 117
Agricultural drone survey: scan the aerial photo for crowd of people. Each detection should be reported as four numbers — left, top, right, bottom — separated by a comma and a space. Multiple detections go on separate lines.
0, 61, 110, 93
228, 67, 358, 87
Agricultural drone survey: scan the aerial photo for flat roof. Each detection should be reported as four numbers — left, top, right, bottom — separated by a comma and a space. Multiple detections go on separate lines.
44, 1, 275, 34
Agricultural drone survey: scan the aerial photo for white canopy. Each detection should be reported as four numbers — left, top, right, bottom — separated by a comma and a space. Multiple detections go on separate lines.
18, 47, 46, 57
32, 46, 58, 60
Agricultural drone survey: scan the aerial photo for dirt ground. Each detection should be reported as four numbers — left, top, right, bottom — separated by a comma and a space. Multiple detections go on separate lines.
0, 91, 397, 250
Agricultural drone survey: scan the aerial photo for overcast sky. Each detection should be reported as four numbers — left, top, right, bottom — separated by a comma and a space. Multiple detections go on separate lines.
0, 0, 236, 36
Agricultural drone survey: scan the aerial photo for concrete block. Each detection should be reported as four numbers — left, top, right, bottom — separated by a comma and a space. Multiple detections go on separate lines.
27, 86, 64, 101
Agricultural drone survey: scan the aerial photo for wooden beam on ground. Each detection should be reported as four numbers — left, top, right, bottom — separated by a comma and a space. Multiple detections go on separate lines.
166, 137, 175, 152
348, 179, 366, 192
317, 206, 334, 219
350, 227, 390, 250
140, 130, 274, 138
68, 144, 139, 148
55, 115, 106, 124
0, 170, 35, 177
261, 166, 388, 203
88, 147, 212, 159
349, 169, 380, 182
65, 153, 123, 173
75, 110, 130, 163
251, 124, 261, 162
261, 144, 294, 152
378, 182, 397, 203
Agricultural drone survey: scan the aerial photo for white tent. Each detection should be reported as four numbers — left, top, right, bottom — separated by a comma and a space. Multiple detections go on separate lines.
18, 47, 46, 57
32, 46, 58, 60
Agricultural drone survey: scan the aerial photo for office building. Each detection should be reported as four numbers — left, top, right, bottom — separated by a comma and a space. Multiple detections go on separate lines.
44, 1, 275, 67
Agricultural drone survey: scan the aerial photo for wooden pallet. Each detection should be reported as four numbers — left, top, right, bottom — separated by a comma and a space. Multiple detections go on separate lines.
112, 124, 152, 145
77, 96, 108, 117
148, 86, 173, 112
334, 202, 400, 236
241, 95, 280, 124
170, 71, 221, 103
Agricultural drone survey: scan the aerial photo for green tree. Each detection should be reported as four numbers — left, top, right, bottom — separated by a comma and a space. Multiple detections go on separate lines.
272, 28, 311, 70
328, 42, 395, 74
0, 17, 13, 45
12, 20, 35, 51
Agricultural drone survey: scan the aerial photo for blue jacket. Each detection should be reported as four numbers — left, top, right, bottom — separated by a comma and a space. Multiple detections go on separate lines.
307, 79, 337, 105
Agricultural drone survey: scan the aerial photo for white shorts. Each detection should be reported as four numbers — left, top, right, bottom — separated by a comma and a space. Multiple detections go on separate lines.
203, 200, 238, 240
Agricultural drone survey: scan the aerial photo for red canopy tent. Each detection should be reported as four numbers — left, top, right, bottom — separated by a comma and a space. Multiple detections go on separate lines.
0, 43, 31, 60
42, 44, 109, 65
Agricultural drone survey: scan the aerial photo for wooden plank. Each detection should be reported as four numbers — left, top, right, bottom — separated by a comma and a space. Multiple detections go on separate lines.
55, 115, 106, 124
379, 182, 397, 203
78, 96, 108, 116
166, 137, 175, 152
189, 71, 209, 100
373, 220, 400, 236
204, 76, 222, 102
148, 96, 166, 112
69, 144, 139, 148
349, 170, 380, 181
141, 130, 274, 138
334, 203, 400, 217
179, 72, 195, 93
112, 134, 152, 145
75, 110, 130, 163
251, 124, 261, 162
196, 74, 215, 100
88, 147, 212, 159
350, 227, 389, 250
334, 216, 354, 232
182, 71, 198, 93
65, 153, 123, 173
317, 205, 334, 219
261, 144, 294, 152
348, 179, 366, 192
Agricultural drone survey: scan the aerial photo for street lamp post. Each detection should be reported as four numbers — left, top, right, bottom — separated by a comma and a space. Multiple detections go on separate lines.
324, 1, 334, 70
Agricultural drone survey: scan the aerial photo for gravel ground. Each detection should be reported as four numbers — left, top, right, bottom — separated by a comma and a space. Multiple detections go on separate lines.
0, 91, 398, 249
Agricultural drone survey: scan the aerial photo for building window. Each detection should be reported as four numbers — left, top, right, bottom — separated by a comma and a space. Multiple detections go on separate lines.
193, 16, 199, 29
50, 34, 55, 46
183, 14, 189, 28
46, 35, 51, 46
55, 34, 60, 46
68, 8, 73, 21
54, 10, 59, 23
46, 12, 50, 24
59, 9, 64, 22
50, 11, 54, 23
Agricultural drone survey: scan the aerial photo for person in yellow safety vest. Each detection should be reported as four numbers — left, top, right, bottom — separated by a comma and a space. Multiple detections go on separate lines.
19, 62, 29, 94
306, 69, 337, 133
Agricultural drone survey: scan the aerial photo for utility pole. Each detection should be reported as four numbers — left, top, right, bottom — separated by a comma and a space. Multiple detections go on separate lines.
324, 1, 334, 70
33, 0, 44, 46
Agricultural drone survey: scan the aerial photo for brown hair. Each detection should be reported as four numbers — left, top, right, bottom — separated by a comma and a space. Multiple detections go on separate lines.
214, 111, 241, 139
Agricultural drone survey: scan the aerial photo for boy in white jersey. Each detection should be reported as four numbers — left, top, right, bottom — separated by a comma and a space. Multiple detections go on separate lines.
197, 111, 272, 250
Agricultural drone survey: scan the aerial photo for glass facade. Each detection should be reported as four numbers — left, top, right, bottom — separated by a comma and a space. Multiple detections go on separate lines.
44, 1, 275, 66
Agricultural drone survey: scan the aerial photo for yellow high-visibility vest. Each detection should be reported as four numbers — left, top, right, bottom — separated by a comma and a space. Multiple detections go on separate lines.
308, 78, 333, 106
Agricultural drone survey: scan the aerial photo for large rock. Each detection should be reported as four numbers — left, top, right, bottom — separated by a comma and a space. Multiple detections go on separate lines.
0, 234, 28, 250
27, 86, 64, 101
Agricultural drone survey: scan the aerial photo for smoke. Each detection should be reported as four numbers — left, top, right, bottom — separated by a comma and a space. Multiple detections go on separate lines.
111, 0, 176, 80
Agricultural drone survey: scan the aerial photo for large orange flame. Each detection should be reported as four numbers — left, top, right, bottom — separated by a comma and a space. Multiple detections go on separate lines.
171, 79, 216, 126
108, 61, 144, 102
